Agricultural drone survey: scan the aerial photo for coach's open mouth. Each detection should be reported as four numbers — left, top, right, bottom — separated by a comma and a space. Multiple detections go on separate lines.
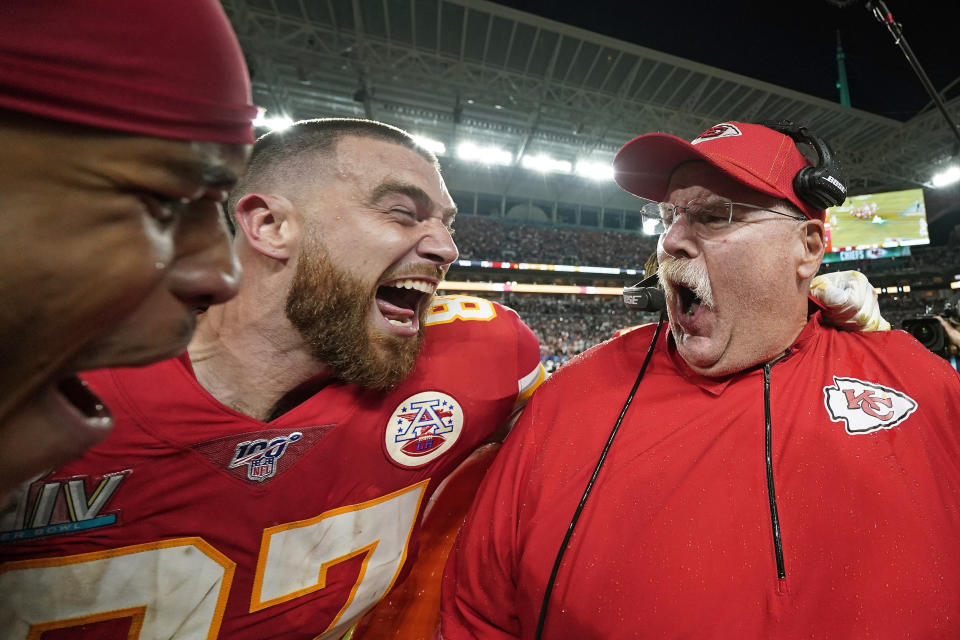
677, 284, 702, 316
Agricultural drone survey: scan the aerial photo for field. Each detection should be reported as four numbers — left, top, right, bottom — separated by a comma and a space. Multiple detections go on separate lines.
826, 188, 929, 251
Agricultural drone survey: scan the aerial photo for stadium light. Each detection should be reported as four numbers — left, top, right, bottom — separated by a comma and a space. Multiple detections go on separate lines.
642, 215, 660, 235
253, 109, 294, 132
521, 154, 572, 174
932, 164, 960, 188
412, 135, 446, 156
457, 141, 512, 166
574, 160, 615, 181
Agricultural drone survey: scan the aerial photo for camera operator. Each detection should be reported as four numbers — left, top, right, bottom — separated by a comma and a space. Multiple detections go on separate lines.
936, 315, 960, 348
936, 315, 960, 370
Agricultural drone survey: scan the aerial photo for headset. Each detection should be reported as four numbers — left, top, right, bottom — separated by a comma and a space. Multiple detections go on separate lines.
622, 273, 665, 312
762, 119, 848, 210
536, 122, 846, 638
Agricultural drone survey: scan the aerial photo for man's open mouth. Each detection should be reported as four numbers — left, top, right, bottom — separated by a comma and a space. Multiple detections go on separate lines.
375, 278, 436, 328
676, 283, 703, 317
57, 374, 111, 421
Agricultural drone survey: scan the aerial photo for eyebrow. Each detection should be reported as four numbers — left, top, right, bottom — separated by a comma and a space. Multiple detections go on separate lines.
200, 165, 240, 190
367, 180, 458, 224
150, 160, 239, 197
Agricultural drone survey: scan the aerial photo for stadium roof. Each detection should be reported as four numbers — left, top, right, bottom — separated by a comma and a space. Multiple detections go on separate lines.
223, 0, 960, 222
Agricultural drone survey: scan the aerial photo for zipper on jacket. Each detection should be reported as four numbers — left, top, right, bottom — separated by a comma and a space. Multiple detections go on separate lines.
763, 351, 790, 581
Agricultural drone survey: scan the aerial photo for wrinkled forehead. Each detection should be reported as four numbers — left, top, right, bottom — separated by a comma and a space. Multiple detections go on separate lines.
55, 132, 250, 193
125, 139, 250, 194
666, 160, 779, 207
333, 136, 450, 199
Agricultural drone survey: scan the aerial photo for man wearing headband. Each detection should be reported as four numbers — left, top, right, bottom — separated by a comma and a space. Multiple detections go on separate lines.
0, 1, 254, 500
438, 122, 960, 638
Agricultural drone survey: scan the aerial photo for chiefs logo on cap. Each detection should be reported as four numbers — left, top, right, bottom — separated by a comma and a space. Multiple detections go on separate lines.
691, 123, 742, 145
384, 391, 464, 468
823, 376, 918, 435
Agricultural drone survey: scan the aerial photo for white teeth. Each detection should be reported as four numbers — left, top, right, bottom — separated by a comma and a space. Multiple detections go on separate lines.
387, 318, 413, 327
389, 279, 435, 293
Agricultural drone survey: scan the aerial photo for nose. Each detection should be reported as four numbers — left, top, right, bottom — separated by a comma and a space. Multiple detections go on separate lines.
417, 219, 459, 266
166, 203, 242, 308
658, 210, 699, 261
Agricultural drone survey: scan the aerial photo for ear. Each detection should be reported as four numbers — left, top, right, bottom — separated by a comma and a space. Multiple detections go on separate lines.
233, 193, 298, 261
797, 219, 825, 280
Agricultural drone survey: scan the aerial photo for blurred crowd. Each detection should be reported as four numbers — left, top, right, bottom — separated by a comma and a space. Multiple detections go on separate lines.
452, 217, 960, 365
824, 244, 960, 278
454, 215, 657, 269
492, 294, 658, 371
454, 214, 960, 278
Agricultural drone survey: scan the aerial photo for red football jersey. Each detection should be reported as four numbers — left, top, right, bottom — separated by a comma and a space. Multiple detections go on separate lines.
0, 295, 544, 640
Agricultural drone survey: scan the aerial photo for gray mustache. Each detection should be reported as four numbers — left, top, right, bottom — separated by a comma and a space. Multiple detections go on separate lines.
657, 258, 715, 309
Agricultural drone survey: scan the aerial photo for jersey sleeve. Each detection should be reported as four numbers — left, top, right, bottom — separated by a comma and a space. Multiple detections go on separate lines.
508, 305, 546, 408
490, 303, 544, 442
425, 297, 544, 411
438, 390, 546, 638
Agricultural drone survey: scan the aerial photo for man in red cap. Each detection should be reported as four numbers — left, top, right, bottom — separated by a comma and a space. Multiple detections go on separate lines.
438, 122, 960, 638
0, 1, 256, 500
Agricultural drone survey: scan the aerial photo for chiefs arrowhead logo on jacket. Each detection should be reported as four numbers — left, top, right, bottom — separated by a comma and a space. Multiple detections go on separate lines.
823, 376, 918, 435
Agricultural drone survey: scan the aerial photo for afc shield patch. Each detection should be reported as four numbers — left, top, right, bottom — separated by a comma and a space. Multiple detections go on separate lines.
823, 376, 918, 435
384, 391, 464, 468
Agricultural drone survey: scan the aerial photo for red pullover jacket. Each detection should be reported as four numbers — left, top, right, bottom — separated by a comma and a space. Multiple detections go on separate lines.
441, 312, 960, 639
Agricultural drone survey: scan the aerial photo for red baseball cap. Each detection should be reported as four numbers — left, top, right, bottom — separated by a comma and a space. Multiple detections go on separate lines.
0, 0, 256, 145
613, 122, 822, 220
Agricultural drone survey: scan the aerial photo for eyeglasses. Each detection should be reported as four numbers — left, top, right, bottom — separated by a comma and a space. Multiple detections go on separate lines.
640, 199, 806, 236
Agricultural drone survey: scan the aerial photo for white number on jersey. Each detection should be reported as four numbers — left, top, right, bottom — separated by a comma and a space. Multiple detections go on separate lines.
0, 481, 428, 639
0, 538, 233, 639
425, 295, 497, 326
251, 481, 427, 639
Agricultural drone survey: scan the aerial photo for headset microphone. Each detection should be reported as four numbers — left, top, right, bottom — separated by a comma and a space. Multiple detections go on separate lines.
623, 273, 665, 312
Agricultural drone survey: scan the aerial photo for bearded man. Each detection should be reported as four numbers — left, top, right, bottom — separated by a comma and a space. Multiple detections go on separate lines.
437, 122, 960, 639
0, 119, 545, 639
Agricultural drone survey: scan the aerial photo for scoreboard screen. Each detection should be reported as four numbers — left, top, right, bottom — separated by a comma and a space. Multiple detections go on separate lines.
824, 188, 929, 255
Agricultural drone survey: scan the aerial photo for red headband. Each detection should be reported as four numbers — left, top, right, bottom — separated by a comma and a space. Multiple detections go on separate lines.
0, 0, 256, 145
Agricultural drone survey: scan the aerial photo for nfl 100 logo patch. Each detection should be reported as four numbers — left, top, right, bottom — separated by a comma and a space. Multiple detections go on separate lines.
191, 425, 334, 484
229, 432, 303, 481
384, 391, 464, 468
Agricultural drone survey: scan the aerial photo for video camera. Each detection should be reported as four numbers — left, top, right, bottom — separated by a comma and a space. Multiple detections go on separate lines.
902, 301, 959, 356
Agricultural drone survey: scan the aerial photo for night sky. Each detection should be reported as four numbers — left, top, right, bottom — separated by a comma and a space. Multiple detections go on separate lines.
494, 0, 958, 122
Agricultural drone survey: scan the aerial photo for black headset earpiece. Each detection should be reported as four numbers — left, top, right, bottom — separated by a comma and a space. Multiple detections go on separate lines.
761, 120, 848, 210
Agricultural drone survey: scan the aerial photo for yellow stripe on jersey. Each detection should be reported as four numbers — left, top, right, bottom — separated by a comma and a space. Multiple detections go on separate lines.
516, 362, 547, 405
